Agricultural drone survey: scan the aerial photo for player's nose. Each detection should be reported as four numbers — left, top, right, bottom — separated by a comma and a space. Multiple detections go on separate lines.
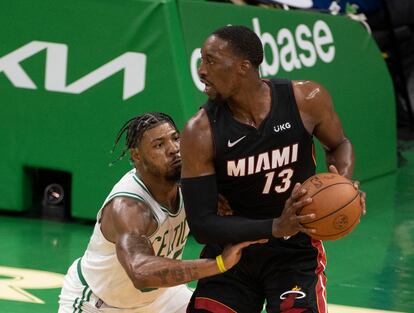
167, 139, 179, 155
198, 60, 207, 77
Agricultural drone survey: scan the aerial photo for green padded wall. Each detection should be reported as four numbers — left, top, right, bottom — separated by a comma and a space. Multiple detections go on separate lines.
0, 0, 396, 218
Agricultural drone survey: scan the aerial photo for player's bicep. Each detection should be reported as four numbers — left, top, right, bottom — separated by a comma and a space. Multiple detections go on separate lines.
314, 109, 347, 151
108, 198, 157, 277
110, 198, 156, 256
300, 81, 346, 151
181, 110, 215, 178
111, 197, 154, 238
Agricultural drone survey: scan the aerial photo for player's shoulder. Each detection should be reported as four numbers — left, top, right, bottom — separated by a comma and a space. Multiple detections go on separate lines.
183, 108, 210, 136
103, 195, 155, 238
181, 107, 214, 160
292, 80, 330, 101
292, 80, 333, 112
108, 170, 153, 206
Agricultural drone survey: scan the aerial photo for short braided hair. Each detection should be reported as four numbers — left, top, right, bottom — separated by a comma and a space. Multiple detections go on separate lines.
212, 25, 263, 68
110, 112, 177, 166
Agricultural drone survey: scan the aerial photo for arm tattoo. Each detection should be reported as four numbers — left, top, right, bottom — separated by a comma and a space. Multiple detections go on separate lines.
153, 269, 169, 284
171, 268, 185, 281
120, 233, 204, 286
153, 265, 200, 284
185, 265, 199, 281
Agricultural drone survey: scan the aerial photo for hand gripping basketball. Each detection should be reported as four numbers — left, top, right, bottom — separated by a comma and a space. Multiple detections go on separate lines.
272, 183, 317, 238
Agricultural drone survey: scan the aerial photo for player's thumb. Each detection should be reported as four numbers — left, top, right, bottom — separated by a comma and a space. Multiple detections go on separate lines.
328, 164, 339, 174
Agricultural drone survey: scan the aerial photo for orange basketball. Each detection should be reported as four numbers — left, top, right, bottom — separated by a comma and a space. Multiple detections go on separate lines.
298, 173, 362, 241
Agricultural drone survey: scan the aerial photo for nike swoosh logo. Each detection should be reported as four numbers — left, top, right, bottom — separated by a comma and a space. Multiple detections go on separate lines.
227, 136, 247, 148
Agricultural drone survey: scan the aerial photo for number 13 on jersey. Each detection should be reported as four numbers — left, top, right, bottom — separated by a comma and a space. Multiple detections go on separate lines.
262, 169, 294, 194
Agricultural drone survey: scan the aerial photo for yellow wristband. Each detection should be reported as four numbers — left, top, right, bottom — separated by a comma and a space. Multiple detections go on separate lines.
216, 255, 227, 273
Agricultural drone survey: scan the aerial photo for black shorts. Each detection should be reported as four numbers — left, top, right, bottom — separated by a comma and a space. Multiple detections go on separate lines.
187, 235, 327, 313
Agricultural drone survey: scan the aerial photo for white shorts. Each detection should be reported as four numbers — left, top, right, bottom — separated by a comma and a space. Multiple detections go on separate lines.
58, 259, 193, 313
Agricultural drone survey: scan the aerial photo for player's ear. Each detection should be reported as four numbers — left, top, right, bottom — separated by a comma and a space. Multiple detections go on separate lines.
130, 148, 141, 163
239, 60, 251, 75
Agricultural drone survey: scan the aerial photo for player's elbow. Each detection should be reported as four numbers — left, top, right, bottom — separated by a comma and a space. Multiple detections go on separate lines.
131, 271, 154, 290
126, 258, 156, 290
131, 277, 146, 290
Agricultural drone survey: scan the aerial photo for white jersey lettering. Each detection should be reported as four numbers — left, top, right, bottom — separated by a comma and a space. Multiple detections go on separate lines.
227, 144, 299, 177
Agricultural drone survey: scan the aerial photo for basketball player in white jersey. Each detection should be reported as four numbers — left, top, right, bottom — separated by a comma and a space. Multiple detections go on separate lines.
58, 112, 265, 313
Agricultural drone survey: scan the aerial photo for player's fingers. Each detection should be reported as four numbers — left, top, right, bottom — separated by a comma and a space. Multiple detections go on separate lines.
300, 226, 316, 235
217, 209, 233, 216
218, 193, 230, 205
235, 239, 269, 249
353, 180, 360, 190
218, 202, 232, 210
285, 183, 299, 208
296, 213, 316, 223
217, 194, 233, 216
252, 239, 269, 245
360, 191, 366, 215
328, 165, 339, 174
290, 183, 307, 202
292, 197, 312, 213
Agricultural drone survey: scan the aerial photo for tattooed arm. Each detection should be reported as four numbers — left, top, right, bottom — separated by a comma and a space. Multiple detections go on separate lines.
100, 196, 263, 289
116, 232, 217, 289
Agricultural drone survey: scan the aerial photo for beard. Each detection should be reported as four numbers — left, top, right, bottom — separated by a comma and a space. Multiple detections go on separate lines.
208, 89, 224, 102
142, 157, 181, 183
165, 165, 181, 183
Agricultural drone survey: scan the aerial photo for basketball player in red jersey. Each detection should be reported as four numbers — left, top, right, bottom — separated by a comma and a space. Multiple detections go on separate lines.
181, 26, 366, 313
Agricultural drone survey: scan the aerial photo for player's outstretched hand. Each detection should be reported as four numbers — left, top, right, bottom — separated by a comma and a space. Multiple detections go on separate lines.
221, 239, 268, 270
272, 183, 316, 238
328, 165, 366, 216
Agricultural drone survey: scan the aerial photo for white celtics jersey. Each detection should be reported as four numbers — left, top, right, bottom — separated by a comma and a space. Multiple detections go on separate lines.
80, 169, 189, 308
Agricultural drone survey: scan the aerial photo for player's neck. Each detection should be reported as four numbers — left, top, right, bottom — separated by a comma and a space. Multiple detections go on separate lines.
137, 171, 180, 213
227, 80, 271, 128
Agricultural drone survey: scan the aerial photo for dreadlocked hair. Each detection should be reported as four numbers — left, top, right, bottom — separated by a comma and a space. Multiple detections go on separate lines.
109, 112, 177, 166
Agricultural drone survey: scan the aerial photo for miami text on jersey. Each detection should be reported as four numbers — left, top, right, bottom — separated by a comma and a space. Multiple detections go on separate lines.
227, 143, 298, 177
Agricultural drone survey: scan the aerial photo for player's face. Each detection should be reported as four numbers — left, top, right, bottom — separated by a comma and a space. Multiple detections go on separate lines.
198, 35, 243, 100
134, 123, 181, 182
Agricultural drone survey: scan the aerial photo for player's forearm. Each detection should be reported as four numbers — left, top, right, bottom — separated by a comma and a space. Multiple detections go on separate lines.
181, 175, 273, 244
325, 138, 354, 178
130, 257, 219, 289
190, 215, 274, 244
117, 233, 221, 289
